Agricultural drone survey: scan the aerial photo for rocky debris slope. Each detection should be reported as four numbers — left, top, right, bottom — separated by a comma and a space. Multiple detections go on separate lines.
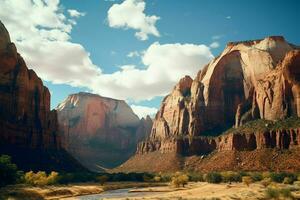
57, 92, 152, 171
0, 21, 84, 172
117, 36, 300, 172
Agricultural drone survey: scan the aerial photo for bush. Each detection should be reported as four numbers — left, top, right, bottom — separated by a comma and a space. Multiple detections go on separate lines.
249, 172, 263, 182
97, 175, 109, 185
24, 171, 59, 186
265, 187, 293, 199
206, 172, 222, 184
0, 155, 23, 187
242, 176, 252, 187
265, 187, 280, 199
153, 176, 161, 182
188, 172, 204, 182
221, 171, 242, 183
270, 172, 284, 183
280, 188, 293, 199
171, 173, 189, 187
283, 177, 294, 184
143, 174, 153, 182
160, 174, 172, 182
261, 178, 272, 188
270, 172, 297, 183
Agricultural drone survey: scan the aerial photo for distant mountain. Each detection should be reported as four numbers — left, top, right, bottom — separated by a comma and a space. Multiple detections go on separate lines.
117, 36, 300, 172
57, 92, 152, 171
0, 21, 84, 172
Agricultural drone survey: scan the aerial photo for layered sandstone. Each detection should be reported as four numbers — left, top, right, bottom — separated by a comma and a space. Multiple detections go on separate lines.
118, 36, 300, 172
150, 36, 300, 141
57, 92, 152, 170
139, 36, 300, 152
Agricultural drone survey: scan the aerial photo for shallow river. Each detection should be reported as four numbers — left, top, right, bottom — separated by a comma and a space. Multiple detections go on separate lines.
66, 188, 165, 200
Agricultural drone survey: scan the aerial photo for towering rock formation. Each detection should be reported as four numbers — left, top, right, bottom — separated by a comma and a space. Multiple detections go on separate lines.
117, 36, 300, 172
57, 92, 152, 171
0, 21, 84, 172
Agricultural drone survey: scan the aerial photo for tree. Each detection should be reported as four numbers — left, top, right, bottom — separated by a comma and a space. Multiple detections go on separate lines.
0, 155, 22, 187
171, 173, 189, 187
24, 171, 59, 186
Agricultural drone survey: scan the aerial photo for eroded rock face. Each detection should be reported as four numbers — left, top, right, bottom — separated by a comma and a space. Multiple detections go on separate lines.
57, 92, 152, 170
131, 36, 300, 164
145, 36, 300, 143
0, 21, 61, 150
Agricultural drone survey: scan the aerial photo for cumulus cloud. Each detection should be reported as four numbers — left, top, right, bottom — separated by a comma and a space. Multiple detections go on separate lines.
0, 0, 214, 116
68, 9, 86, 18
209, 41, 220, 49
130, 105, 157, 118
107, 0, 160, 40
91, 42, 214, 101
0, 0, 100, 88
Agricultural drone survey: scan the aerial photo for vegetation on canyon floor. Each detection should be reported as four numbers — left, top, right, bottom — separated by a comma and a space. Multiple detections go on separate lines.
3, 154, 300, 199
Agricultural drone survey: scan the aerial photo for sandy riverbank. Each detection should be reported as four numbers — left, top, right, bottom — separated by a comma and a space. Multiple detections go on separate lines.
0, 182, 165, 200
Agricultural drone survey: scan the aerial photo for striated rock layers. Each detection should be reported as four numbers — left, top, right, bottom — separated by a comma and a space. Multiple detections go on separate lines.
57, 93, 152, 171
118, 36, 300, 172
0, 21, 84, 172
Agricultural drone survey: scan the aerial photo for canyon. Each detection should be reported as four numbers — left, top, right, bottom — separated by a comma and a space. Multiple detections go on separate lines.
117, 36, 300, 172
57, 92, 152, 171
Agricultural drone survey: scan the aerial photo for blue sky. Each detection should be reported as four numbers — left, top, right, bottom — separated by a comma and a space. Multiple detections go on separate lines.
1, 0, 299, 118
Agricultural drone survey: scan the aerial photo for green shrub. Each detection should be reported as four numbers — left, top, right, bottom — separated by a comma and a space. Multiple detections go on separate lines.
206, 172, 222, 184
249, 172, 263, 182
24, 171, 59, 186
270, 172, 297, 183
221, 171, 241, 183
160, 174, 172, 182
0, 155, 23, 187
265, 187, 280, 199
280, 188, 293, 198
188, 172, 204, 182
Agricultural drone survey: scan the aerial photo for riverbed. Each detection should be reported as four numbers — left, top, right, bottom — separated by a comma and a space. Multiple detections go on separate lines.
64, 188, 166, 200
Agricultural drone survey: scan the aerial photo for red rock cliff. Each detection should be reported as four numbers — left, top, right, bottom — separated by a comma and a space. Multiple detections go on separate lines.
57, 92, 152, 171
0, 21, 61, 150
133, 36, 300, 158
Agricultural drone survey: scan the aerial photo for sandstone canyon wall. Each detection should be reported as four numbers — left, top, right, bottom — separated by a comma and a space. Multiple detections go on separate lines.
0, 21, 84, 172
57, 92, 152, 171
118, 36, 300, 172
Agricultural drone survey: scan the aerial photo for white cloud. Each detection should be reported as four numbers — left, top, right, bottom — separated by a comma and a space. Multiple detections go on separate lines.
127, 51, 140, 57
0, 0, 99, 88
0, 0, 214, 106
209, 41, 220, 49
130, 105, 157, 118
68, 9, 85, 18
91, 42, 214, 101
107, 0, 160, 40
